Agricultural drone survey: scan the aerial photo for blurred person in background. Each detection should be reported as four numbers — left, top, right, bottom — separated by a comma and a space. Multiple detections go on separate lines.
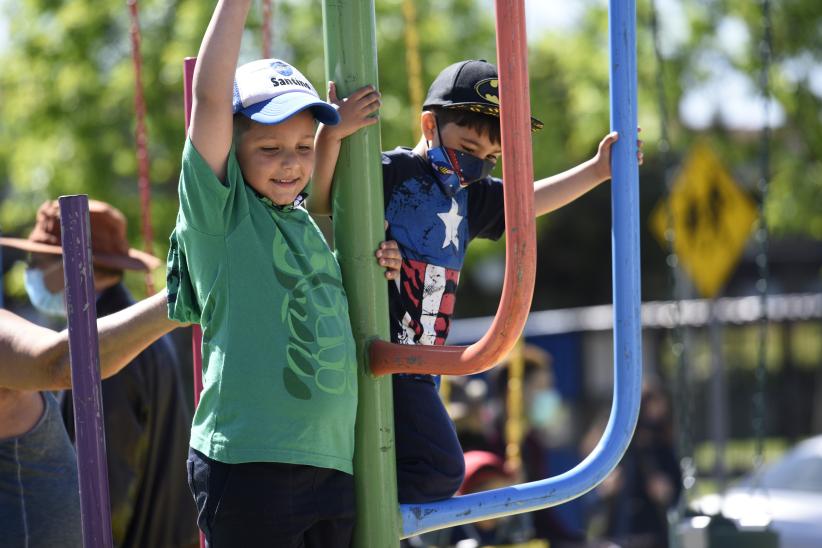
584, 380, 681, 548
489, 344, 588, 546
0, 288, 178, 547
0, 199, 198, 548
418, 450, 544, 548
449, 375, 496, 453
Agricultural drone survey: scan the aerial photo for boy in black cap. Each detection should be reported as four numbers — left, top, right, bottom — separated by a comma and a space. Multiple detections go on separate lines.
312, 59, 642, 504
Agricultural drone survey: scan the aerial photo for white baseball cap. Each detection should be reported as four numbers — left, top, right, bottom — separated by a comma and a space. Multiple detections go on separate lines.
232, 59, 340, 125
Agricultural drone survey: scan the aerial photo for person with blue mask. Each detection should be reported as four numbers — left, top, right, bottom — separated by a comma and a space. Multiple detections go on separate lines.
490, 344, 587, 546
0, 199, 198, 548
22, 257, 67, 317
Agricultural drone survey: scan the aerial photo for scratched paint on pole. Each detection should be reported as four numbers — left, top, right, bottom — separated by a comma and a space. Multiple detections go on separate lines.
60, 195, 114, 548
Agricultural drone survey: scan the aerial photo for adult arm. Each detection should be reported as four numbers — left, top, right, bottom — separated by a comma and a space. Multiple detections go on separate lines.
188, 0, 253, 181
0, 290, 179, 391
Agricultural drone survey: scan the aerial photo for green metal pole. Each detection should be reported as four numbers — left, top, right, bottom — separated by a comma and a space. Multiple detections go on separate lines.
321, 2, 400, 547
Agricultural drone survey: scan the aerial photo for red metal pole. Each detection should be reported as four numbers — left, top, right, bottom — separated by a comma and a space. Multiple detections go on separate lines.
184, 58, 196, 134
182, 56, 205, 548
127, 0, 155, 293
182, 57, 204, 409
262, 0, 273, 58
369, 0, 536, 376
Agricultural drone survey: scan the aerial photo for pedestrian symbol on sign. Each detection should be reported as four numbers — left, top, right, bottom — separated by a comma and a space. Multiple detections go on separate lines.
650, 142, 759, 298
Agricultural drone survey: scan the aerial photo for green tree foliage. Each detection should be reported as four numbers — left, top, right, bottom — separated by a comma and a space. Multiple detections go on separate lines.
642, 0, 822, 239
0, 0, 213, 290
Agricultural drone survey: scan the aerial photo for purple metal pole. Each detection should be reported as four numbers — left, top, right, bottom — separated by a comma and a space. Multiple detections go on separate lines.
59, 195, 114, 548
1, 227, 4, 307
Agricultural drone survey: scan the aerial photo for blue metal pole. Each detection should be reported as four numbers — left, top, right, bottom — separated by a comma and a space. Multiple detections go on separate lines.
59, 195, 114, 548
399, 0, 642, 536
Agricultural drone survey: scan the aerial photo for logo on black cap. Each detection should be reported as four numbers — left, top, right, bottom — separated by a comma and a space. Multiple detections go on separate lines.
474, 78, 500, 106
423, 60, 544, 132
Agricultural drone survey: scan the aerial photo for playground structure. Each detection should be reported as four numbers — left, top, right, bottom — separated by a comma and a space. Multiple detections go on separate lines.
54, 0, 642, 547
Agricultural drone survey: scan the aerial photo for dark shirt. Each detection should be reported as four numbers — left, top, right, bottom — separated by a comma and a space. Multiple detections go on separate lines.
0, 392, 82, 548
382, 147, 505, 346
61, 283, 197, 548
606, 422, 682, 547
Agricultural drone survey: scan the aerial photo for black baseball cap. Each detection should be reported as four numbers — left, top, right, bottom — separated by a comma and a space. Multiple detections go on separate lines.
423, 60, 544, 132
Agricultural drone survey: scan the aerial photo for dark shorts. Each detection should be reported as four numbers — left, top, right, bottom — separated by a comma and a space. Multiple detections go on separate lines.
394, 375, 466, 504
187, 448, 354, 548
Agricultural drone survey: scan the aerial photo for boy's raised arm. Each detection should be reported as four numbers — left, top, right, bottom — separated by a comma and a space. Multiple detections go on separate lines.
534, 131, 643, 217
309, 82, 381, 215
189, 0, 253, 182
533, 132, 617, 218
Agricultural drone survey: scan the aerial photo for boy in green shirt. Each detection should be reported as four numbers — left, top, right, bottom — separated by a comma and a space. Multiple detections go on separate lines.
166, 1, 397, 545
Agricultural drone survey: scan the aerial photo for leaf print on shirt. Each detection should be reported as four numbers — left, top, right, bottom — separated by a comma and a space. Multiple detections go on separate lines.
272, 227, 355, 400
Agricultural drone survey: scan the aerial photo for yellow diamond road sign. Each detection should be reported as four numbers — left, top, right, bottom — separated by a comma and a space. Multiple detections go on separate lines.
650, 142, 759, 299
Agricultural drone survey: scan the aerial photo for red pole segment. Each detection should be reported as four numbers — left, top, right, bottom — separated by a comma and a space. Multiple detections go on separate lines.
127, 0, 155, 293
184, 57, 196, 133
369, 0, 536, 376
182, 56, 205, 548
60, 195, 114, 548
262, 0, 273, 58
182, 57, 204, 407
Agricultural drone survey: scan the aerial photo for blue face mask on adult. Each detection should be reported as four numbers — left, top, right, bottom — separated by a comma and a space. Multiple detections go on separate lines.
528, 389, 562, 429
427, 119, 496, 196
24, 268, 67, 318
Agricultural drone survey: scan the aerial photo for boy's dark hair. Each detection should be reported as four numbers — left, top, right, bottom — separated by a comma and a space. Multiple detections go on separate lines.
426, 107, 501, 146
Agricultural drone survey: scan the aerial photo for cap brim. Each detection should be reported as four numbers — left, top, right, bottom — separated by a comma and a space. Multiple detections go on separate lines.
0, 237, 161, 272
439, 103, 544, 132
240, 92, 340, 126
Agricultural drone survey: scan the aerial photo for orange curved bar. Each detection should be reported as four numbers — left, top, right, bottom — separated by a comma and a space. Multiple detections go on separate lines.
369, 0, 536, 377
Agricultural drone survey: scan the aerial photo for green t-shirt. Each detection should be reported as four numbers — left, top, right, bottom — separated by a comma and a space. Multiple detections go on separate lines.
167, 139, 357, 474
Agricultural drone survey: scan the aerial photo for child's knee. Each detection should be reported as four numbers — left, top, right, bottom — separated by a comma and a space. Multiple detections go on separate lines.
396, 441, 465, 503
443, 449, 466, 495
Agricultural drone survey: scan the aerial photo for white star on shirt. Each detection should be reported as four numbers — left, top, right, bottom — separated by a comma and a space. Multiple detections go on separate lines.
437, 198, 463, 250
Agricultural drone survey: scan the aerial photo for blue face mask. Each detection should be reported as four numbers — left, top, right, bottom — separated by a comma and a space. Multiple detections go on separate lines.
24, 268, 67, 318
528, 389, 562, 428
427, 120, 496, 196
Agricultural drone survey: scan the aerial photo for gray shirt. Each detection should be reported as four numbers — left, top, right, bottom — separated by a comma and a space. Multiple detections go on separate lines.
0, 391, 82, 547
